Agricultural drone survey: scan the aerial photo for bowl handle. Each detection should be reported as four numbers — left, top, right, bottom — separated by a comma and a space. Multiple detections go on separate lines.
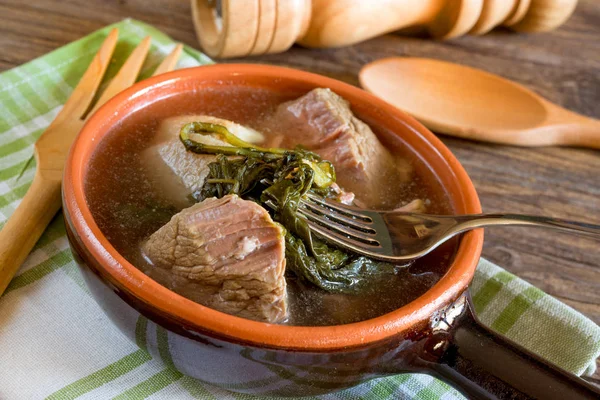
412, 293, 600, 399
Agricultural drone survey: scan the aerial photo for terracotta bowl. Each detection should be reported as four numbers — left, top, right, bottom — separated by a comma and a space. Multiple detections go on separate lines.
63, 65, 595, 398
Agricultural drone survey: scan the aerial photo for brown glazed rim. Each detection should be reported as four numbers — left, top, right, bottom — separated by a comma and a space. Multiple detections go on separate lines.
63, 64, 483, 351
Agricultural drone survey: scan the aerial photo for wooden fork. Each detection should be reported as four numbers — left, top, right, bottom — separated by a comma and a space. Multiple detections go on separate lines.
0, 29, 183, 295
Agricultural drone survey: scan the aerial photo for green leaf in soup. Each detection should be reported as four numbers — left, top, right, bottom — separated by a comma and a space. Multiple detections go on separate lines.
179, 121, 398, 294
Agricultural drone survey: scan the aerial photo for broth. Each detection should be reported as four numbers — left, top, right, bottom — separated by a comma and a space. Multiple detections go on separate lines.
85, 86, 458, 326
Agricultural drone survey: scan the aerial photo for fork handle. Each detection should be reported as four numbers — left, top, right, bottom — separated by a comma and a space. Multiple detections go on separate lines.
451, 213, 600, 239
0, 171, 62, 295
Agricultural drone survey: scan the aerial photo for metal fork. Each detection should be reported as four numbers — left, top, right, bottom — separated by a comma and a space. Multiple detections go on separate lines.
271, 193, 600, 263
0, 29, 183, 295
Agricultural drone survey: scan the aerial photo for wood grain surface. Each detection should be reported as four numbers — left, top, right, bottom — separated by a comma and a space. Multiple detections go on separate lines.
0, 0, 598, 382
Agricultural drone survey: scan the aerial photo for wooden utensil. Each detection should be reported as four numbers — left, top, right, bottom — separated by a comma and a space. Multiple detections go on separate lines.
359, 57, 600, 149
191, 0, 578, 58
0, 30, 183, 296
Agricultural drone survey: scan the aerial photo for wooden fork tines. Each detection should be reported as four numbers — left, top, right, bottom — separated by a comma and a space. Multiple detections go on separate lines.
0, 29, 183, 296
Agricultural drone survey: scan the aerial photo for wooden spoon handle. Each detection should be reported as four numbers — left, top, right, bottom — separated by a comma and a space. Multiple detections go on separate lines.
547, 106, 600, 149
564, 117, 600, 149
0, 172, 62, 295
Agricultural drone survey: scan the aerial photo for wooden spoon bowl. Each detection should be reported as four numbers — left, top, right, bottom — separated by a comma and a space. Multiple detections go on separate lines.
359, 57, 600, 149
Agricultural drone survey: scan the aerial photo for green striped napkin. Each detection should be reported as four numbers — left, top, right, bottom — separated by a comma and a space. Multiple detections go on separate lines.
0, 19, 598, 400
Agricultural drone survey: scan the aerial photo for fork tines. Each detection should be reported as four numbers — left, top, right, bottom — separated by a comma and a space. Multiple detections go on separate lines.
297, 196, 380, 246
261, 185, 382, 250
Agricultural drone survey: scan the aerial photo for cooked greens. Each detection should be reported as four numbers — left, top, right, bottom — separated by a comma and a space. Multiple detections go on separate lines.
179, 121, 397, 294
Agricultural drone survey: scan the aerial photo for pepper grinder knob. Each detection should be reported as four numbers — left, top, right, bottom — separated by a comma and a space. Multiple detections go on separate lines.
192, 0, 311, 59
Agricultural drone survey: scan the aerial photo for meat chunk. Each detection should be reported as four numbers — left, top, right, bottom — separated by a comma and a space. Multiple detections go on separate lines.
267, 88, 411, 208
143, 194, 287, 323
141, 115, 263, 208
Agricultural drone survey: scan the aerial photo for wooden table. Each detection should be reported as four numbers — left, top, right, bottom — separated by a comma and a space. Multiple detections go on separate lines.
1, 0, 599, 381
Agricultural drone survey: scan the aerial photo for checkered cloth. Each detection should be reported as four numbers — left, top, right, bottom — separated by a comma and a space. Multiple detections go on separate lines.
0, 19, 598, 400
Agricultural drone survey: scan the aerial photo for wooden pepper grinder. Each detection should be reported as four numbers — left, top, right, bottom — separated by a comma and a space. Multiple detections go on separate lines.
191, 0, 578, 59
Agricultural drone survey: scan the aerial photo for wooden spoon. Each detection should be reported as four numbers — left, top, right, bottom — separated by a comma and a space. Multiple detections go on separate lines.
359, 57, 600, 149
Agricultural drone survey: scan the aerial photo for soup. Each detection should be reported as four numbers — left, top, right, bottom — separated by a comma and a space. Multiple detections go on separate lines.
85, 86, 457, 326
